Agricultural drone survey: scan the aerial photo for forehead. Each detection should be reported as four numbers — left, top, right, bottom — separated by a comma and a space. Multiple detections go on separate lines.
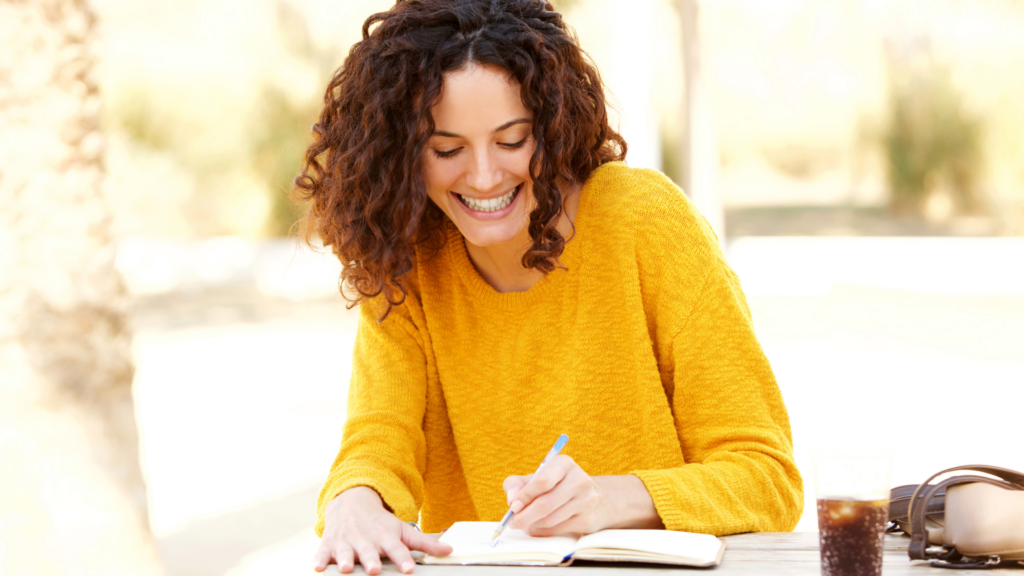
431, 64, 530, 132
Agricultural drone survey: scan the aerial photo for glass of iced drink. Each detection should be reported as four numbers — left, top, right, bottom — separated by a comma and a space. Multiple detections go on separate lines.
813, 451, 892, 576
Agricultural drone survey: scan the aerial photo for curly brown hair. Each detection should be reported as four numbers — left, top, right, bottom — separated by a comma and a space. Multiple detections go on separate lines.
294, 0, 626, 313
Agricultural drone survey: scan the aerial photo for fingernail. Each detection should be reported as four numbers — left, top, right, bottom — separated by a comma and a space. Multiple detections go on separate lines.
511, 500, 524, 513
402, 561, 414, 572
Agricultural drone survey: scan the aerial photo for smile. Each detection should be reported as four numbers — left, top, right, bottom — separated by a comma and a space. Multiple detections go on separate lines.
457, 185, 520, 213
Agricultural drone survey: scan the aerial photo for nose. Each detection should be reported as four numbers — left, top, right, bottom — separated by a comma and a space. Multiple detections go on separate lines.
464, 147, 503, 193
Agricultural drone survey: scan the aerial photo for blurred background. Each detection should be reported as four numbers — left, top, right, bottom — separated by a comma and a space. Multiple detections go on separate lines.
2, 0, 1023, 574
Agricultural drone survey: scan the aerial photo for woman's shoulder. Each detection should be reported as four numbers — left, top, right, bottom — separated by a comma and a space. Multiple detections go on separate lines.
581, 164, 735, 338
582, 161, 719, 263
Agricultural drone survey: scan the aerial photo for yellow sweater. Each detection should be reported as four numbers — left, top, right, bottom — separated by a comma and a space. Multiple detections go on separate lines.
316, 162, 803, 536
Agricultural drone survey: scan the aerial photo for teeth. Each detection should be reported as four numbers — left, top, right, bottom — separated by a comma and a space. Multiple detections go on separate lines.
458, 185, 518, 212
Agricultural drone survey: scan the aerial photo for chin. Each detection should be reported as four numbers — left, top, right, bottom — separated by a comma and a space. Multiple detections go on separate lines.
457, 221, 525, 248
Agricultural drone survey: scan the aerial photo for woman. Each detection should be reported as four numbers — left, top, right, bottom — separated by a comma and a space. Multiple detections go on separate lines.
299, 1, 803, 574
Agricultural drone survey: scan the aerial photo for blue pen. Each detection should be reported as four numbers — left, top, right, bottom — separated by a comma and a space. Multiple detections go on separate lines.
491, 434, 570, 542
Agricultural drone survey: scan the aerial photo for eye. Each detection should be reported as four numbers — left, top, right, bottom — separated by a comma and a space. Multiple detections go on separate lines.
432, 147, 462, 159
499, 136, 530, 150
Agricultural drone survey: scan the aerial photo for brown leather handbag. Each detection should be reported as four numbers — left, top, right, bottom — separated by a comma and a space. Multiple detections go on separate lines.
894, 465, 1024, 569
888, 483, 946, 541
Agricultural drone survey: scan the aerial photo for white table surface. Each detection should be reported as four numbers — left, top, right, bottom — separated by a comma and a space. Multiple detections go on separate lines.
321, 532, 1022, 575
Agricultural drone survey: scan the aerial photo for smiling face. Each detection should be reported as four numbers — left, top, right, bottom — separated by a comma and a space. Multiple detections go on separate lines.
423, 63, 537, 249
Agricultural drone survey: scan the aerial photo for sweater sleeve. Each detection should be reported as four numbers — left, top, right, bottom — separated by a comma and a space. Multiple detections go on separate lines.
630, 256, 805, 535
314, 298, 429, 536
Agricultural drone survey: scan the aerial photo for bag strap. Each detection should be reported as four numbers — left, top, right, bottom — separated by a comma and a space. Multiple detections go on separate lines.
907, 465, 1024, 561
909, 465, 1024, 526
889, 484, 945, 525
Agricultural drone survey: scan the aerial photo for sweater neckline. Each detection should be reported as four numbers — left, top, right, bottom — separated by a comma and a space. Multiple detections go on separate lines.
446, 179, 594, 309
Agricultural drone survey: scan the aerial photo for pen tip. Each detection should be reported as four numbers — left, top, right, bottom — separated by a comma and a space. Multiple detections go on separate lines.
491, 531, 501, 542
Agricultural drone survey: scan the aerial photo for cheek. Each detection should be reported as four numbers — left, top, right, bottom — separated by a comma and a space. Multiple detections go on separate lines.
423, 160, 454, 202
519, 176, 540, 211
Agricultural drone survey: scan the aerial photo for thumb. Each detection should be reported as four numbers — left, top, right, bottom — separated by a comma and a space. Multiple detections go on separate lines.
402, 524, 452, 556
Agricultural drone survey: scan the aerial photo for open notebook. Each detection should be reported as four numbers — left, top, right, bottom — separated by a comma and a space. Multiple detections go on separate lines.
420, 521, 726, 567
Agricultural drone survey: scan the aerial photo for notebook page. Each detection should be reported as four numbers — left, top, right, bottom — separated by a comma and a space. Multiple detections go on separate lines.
574, 529, 721, 562
439, 522, 578, 559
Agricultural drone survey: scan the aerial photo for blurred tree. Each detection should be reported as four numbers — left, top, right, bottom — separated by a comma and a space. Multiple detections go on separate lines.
253, 86, 320, 236
252, 0, 336, 237
0, 1, 163, 574
882, 38, 984, 219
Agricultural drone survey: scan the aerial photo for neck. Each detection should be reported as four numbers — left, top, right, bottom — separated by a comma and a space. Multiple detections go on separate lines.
465, 183, 581, 293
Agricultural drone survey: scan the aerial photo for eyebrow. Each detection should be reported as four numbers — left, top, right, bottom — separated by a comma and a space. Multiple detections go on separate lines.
431, 118, 531, 139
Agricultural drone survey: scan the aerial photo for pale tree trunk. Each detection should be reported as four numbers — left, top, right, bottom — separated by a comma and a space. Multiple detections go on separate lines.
0, 1, 163, 575
609, 0, 661, 171
678, 0, 724, 240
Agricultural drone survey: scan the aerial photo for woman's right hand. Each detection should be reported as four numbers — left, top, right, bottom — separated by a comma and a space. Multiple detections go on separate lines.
313, 486, 453, 574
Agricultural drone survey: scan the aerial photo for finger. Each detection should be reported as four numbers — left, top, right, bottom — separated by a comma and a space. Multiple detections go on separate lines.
337, 541, 358, 569
312, 542, 334, 572
333, 544, 355, 574
403, 525, 453, 557
351, 540, 382, 575
531, 512, 585, 538
513, 476, 577, 530
510, 456, 574, 512
503, 475, 531, 505
530, 494, 585, 533
380, 538, 416, 574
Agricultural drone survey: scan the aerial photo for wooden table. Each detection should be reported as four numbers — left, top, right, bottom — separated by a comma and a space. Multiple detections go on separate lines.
323, 532, 1021, 575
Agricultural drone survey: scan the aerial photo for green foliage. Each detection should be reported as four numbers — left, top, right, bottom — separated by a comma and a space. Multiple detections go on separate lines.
761, 144, 842, 179
252, 0, 340, 237
660, 129, 683, 189
114, 88, 174, 151
250, 87, 319, 237
882, 61, 984, 217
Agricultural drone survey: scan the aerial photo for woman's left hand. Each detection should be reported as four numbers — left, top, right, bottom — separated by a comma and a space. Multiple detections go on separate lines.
503, 456, 664, 536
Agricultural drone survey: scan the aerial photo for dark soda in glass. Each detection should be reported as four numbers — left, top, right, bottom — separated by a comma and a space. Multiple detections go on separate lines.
817, 498, 889, 576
